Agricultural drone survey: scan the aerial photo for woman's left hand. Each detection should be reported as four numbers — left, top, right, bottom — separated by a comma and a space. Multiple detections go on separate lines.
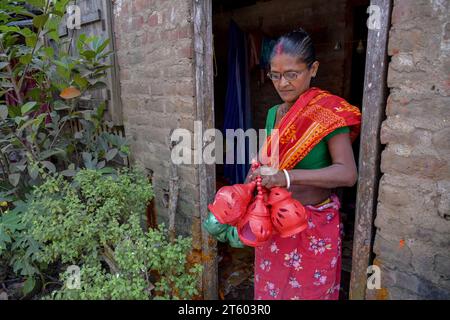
248, 167, 287, 189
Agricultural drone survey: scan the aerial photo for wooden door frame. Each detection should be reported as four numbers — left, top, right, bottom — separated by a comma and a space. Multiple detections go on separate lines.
193, 0, 218, 300
192, 0, 392, 300
349, 0, 392, 299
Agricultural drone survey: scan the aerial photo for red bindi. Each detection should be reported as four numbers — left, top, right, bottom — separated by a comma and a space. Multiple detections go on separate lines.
275, 43, 284, 55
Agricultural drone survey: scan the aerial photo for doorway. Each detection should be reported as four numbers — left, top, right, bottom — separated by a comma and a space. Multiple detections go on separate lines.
193, 0, 392, 300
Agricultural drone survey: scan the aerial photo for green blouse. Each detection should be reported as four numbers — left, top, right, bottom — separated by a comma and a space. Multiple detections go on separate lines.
265, 105, 350, 170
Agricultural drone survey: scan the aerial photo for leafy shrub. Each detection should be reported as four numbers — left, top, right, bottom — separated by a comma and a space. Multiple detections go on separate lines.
0, 0, 129, 200
24, 168, 202, 300
0, 0, 130, 294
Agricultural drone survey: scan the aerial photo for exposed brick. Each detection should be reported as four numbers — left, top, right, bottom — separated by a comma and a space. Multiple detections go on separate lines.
432, 128, 450, 156
122, 82, 149, 95
168, 96, 196, 116
381, 147, 450, 179
177, 24, 192, 39
380, 267, 450, 299
178, 164, 199, 186
373, 230, 413, 265
131, 0, 147, 15
434, 255, 450, 279
178, 43, 194, 59
131, 15, 144, 30
176, 79, 195, 97
391, 0, 432, 25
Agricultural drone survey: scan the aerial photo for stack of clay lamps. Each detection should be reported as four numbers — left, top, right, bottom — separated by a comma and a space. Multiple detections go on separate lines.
237, 175, 273, 247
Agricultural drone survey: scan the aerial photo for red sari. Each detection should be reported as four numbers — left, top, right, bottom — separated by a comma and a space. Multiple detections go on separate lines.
254, 87, 361, 300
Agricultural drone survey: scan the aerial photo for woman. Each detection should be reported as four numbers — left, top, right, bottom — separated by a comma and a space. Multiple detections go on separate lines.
247, 28, 361, 300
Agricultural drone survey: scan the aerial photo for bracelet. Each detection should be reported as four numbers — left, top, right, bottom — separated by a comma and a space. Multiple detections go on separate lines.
282, 169, 291, 189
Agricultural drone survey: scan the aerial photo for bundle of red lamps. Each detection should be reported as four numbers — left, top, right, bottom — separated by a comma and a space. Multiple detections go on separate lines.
207, 162, 308, 247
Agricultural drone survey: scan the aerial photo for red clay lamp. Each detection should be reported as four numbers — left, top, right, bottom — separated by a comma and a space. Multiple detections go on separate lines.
237, 176, 272, 247
207, 180, 256, 226
268, 187, 308, 238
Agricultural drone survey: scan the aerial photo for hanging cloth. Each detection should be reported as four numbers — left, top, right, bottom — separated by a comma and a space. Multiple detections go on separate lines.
248, 31, 263, 69
223, 20, 252, 185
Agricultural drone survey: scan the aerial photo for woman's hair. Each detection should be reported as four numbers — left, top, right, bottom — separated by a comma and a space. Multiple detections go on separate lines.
270, 28, 316, 68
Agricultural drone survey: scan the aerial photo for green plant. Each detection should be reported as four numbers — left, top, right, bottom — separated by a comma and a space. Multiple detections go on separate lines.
0, 1, 130, 295
0, 0, 129, 201
0, 194, 43, 296
25, 168, 202, 300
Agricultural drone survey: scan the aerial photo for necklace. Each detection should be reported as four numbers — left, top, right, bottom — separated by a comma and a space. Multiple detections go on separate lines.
275, 104, 290, 127
278, 103, 290, 118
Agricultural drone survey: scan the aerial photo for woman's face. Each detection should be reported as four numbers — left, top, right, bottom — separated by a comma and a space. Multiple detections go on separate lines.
270, 53, 319, 104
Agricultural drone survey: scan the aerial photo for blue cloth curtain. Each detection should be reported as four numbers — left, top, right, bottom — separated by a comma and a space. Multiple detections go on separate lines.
223, 21, 252, 185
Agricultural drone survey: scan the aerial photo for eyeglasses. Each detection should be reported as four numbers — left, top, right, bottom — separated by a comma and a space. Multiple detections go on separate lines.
267, 69, 308, 82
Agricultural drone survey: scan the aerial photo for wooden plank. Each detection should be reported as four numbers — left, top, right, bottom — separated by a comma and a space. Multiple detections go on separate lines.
349, 0, 392, 300
193, 0, 218, 300
104, 0, 123, 125
58, 6, 102, 37
57, 0, 122, 126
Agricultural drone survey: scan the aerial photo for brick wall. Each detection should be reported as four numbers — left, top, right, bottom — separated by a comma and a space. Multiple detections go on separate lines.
371, 0, 450, 299
112, 0, 200, 241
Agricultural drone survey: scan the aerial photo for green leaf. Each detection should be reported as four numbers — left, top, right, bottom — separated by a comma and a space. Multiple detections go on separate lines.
0, 81, 14, 88
53, 100, 70, 110
0, 104, 8, 120
88, 81, 108, 91
25, 238, 40, 258
105, 148, 118, 161
22, 277, 36, 295
53, 59, 69, 70
28, 165, 39, 180
96, 39, 110, 54
98, 167, 116, 175
1, 211, 23, 232
38, 148, 65, 161
21, 102, 37, 115
82, 152, 91, 162
0, 227, 12, 247
81, 50, 96, 60
0, 61, 9, 69
97, 160, 105, 169
25, 34, 38, 48
56, 65, 70, 80
55, 0, 71, 13
60, 169, 76, 177
14, 116, 27, 126
0, 25, 21, 35
33, 14, 49, 29
31, 114, 46, 131
17, 118, 35, 132
8, 173, 20, 187
96, 102, 106, 119
42, 46, 54, 58
8, 105, 21, 118
19, 54, 33, 65
41, 161, 56, 173
48, 30, 59, 42
16, 164, 27, 172
73, 73, 89, 89
25, 88, 41, 101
